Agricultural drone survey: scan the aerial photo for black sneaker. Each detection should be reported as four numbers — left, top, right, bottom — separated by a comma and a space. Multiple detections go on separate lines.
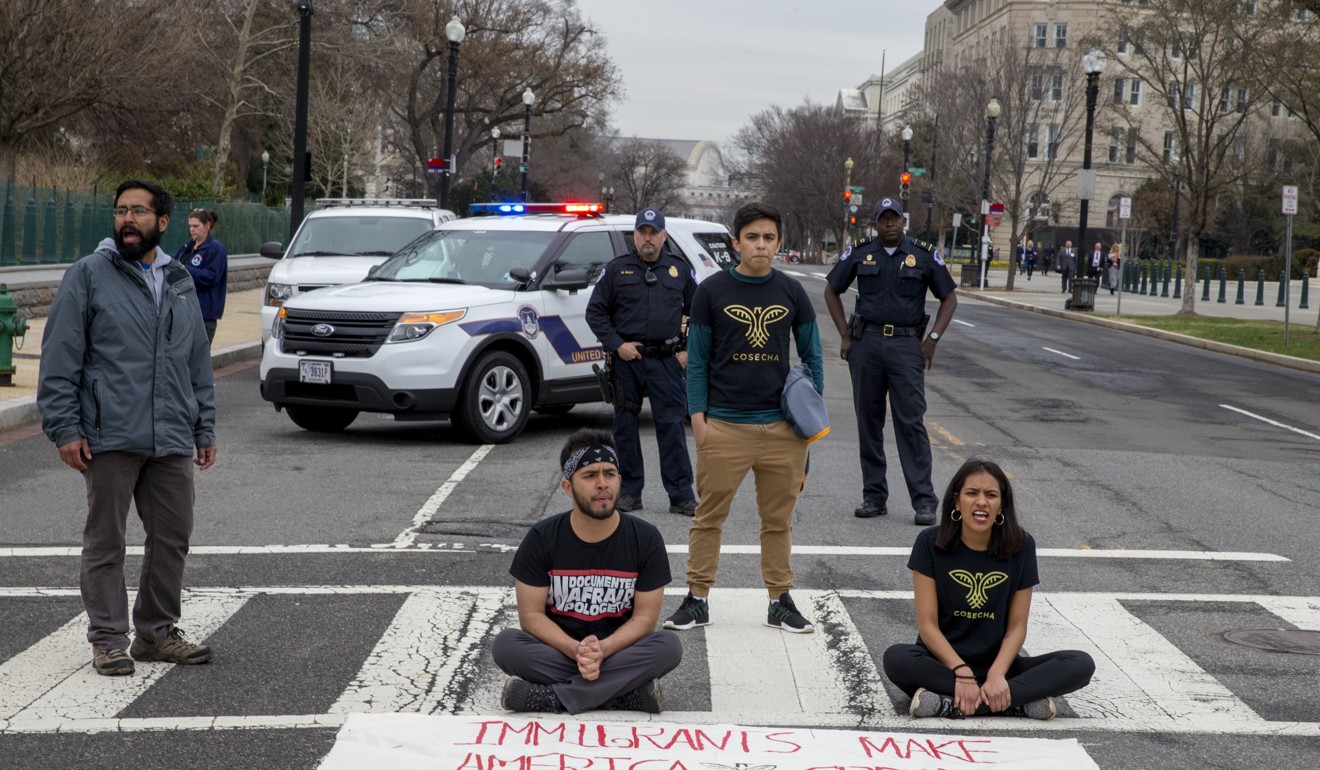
92, 647, 135, 676
663, 593, 711, 630
854, 500, 887, 518
610, 679, 664, 713
909, 687, 962, 719
913, 507, 937, 526
616, 495, 643, 512
765, 592, 814, 634
1007, 696, 1057, 720
668, 499, 698, 516
500, 676, 565, 713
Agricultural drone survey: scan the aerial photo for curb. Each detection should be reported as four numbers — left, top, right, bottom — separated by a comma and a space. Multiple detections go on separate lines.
0, 340, 264, 435
965, 291, 1320, 376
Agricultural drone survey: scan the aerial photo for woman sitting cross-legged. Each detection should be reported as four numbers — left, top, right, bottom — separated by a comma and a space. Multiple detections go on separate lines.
882, 458, 1095, 720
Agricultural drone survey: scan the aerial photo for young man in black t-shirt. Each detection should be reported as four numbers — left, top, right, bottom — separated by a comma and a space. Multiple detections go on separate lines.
492, 429, 682, 714
664, 202, 825, 635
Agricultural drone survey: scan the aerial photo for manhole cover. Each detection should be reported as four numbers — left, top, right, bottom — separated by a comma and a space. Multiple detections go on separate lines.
1223, 629, 1320, 655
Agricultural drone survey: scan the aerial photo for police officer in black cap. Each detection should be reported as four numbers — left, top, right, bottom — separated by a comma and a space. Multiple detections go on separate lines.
587, 207, 699, 516
823, 196, 958, 526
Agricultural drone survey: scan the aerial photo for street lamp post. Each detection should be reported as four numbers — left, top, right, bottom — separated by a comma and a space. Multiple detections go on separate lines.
978, 98, 1002, 289
289, 0, 315, 241
842, 157, 854, 257
490, 127, 500, 197
1076, 49, 1106, 282
260, 150, 270, 203
439, 17, 465, 209
901, 125, 913, 173
520, 88, 535, 202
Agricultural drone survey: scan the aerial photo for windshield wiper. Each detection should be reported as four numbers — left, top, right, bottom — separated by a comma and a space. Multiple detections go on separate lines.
394, 277, 468, 285
354, 250, 395, 256
291, 251, 341, 257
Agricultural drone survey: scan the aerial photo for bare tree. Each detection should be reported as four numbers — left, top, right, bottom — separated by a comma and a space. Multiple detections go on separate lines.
608, 139, 688, 213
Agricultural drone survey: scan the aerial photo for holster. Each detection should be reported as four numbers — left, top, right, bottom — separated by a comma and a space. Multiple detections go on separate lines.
847, 313, 865, 340
593, 357, 615, 406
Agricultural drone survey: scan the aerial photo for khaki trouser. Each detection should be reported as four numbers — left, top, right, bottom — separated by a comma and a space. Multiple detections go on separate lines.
686, 419, 808, 599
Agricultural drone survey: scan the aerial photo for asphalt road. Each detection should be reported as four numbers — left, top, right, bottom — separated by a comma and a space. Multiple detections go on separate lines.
2, 265, 1318, 769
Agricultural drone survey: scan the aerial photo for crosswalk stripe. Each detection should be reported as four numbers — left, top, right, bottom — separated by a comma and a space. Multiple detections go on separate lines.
1257, 596, 1320, 630
5, 591, 248, 722
331, 588, 506, 715
1038, 595, 1260, 728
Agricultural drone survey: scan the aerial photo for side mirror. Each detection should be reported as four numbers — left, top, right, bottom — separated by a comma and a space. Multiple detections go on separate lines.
509, 267, 532, 285
259, 241, 285, 259
543, 268, 589, 292
365, 265, 381, 279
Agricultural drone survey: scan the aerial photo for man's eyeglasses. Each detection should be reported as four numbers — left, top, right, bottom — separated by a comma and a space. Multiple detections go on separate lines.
112, 206, 156, 218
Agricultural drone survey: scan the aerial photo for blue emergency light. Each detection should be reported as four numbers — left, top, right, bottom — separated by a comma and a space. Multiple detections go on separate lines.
469, 202, 604, 217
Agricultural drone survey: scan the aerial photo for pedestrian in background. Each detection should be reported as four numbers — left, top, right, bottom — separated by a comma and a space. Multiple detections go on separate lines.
1106, 243, 1122, 295
37, 180, 217, 677
882, 458, 1095, 720
1057, 241, 1076, 293
1024, 240, 1037, 280
493, 429, 681, 715
664, 202, 824, 635
823, 197, 957, 526
173, 208, 228, 345
586, 207, 698, 517
1042, 244, 1056, 276
1089, 242, 1104, 279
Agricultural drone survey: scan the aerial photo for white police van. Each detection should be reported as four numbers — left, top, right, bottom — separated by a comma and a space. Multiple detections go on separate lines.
259, 202, 736, 443
258, 199, 458, 342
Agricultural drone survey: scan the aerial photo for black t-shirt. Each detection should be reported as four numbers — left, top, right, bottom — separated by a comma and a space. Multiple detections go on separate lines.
825, 236, 956, 327
509, 511, 671, 640
907, 527, 1039, 667
689, 268, 816, 412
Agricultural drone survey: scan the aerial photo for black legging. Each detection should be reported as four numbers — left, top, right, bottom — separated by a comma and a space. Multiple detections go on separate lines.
883, 644, 1094, 710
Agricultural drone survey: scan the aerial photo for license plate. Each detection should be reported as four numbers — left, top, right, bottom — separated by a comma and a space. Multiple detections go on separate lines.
299, 360, 333, 384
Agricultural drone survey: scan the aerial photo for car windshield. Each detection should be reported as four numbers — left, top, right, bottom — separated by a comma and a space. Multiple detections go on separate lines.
287, 216, 433, 258
373, 229, 558, 288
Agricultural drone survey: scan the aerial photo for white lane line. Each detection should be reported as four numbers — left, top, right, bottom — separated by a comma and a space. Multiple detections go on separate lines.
0, 545, 1288, 561
331, 588, 505, 715
391, 445, 494, 548
1256, 596, 1320, 630
0, 613, 88, 719
1220, 404, 1320, 442
1043, 347, 1081, 360
953, 319, 975, 327
10, 591, 248, 721
1042, 595, 1259, 725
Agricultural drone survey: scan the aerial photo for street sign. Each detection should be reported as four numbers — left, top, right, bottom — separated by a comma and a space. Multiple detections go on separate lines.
1076, 169, 1096, 201
909, 167, 927, 177
988, 202, 1005, 229
502, 139, 523, 157
848, 204, 859, 214
849, 185, 865, 193
1119, 197, 1132, 220
952, 212, 962, 229
852, 193, 863, 207
1283, 185, 1298, 215
426, 157, 446, 174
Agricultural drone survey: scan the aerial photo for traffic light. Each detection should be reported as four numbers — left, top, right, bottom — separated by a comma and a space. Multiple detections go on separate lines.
844, 188, 852, 203
494, 157, 503, 174
900, 172, 912, 200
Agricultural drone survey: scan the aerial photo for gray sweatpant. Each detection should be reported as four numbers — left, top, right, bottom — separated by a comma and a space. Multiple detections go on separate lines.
80, 452, 195, 650
491, 628, 682, 714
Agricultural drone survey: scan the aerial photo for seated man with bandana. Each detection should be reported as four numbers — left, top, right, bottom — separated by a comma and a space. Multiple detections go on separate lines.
492, 428, 683, 714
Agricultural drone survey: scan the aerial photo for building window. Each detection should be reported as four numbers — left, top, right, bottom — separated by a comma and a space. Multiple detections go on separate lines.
1050, 73, 1063, 102
1163, 131, 1177, 164
1118, 27, 1129, 54
1169, 81, 1195, 110
1054, 23, 1068, 48
1109, 129, 1123, 163
1184, 83, 1196, 109
1034, 23, 1047, 48
1114, 77, 1126, 104
1026, 124, 1040, 160
1237, 87, 1249, 112
1130, 80, 1143, 105
1047, 123, 1061, 160
1127, 128, 1138, 164
1031, 73, 1044, 102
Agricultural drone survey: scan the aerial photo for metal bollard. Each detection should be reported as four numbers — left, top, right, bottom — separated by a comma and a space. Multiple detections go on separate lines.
1173, 262, 1183, 299
1235, 268, 1245, 305
1302, 273, 1310, 310
1276, 271, 1287, 307
0, 284, 29, 387
1255, 269, 1265, 306
1139, 262, 1149, 295
1161, 261, 1171, 297
1216, 267, 1227, 303
1202, 265, 1211, 301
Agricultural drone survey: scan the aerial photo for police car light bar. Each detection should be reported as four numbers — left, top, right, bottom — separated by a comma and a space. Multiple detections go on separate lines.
316, 198, 440, 208
469, 202, 604, 216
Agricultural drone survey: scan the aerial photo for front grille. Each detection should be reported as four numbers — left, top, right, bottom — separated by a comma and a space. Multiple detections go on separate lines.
297, 284, 330, 293
282, 309, 401, 357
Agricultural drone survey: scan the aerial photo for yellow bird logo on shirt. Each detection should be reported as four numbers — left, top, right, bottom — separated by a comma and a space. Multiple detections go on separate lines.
723, 304, 790, 348
949, 570, 1008, 609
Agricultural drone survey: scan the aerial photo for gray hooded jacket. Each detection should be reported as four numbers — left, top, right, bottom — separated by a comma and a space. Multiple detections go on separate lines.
38, 239, 216, 456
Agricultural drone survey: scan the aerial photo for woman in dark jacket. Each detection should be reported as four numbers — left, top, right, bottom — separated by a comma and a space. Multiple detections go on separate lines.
174, 208, 228, 344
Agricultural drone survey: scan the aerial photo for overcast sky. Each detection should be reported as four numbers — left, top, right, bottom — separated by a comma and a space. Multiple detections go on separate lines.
573, 0, 945, 143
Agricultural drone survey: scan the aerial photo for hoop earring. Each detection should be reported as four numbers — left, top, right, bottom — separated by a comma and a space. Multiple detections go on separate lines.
950, 509, 961, 522
995, 513, 1006, 526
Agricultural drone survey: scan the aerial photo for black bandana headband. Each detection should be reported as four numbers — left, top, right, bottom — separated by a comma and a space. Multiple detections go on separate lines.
562, 445, 619, 480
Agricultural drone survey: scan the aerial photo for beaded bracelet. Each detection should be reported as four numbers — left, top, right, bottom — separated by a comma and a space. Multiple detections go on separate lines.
952, 664, 972, 673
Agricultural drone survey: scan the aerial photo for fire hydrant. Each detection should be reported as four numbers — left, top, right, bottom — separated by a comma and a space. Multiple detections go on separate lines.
0, 283, 28, 387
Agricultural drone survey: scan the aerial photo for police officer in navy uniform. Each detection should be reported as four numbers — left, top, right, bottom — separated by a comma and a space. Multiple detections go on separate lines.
587, 208, 699, 516
823, 197, 958, 526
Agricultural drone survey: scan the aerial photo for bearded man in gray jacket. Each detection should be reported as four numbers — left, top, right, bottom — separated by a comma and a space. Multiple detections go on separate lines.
38, 179, 217, 677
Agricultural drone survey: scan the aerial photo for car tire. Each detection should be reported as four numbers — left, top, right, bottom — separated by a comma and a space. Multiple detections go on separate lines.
285, 405, 359, 433
453, 351, 531, 444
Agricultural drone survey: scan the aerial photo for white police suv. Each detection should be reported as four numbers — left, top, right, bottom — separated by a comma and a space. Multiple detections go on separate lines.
258, 198, 458, 342
259, 202, 736, 443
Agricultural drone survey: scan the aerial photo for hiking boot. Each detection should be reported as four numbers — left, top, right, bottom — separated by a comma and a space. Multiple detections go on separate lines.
909, 687, 962, 719
1007, 696, 1057, 720
129, 627, 213, 665
500, 676, 565, 713
854, 500, 887, 518
913, 507, 937, 526
765, 592, 814, 634
93, 647, 135, 676
616, 495, 643, 513
668, 499, 698, 516
610, 679, 664, 713
663, 593, 711, 630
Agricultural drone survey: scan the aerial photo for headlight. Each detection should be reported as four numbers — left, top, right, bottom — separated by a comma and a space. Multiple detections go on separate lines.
386, 310, 467, 343
265, 283, 294, 306
271, 307, 287, 340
